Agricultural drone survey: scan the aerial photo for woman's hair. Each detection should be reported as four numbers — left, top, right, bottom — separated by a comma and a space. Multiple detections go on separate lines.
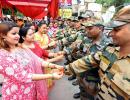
19, 27, 30, 43
38, 21, 46, 27
0, 21, 18, 50
24, 22, 33, 27
35, 21, 46, 32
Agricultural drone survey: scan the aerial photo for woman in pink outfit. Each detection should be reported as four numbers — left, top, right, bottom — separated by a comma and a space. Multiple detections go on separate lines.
0, 22, 63, 100
50, 22, 59, 38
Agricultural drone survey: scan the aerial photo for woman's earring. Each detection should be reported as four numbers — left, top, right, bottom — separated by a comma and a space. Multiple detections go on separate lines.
22, 36, 25, 40
3, 39, 6, 41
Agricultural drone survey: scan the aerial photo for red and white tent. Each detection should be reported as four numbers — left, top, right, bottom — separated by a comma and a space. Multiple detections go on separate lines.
0, 0, 59, 19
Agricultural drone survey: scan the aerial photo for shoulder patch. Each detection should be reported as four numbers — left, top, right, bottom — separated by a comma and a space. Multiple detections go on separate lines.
106, 46, 115, 53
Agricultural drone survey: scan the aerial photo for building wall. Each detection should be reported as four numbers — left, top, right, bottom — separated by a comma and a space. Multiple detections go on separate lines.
72, 0, 102, 17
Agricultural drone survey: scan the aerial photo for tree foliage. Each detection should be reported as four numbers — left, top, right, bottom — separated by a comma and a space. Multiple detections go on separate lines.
96, 0, 130, 10
2, 7, 23, 17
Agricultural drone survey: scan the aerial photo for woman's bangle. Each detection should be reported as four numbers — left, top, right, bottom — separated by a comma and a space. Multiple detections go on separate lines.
47, 63, 50, 67
49, 63, 55, 68
51, 74, 54, 80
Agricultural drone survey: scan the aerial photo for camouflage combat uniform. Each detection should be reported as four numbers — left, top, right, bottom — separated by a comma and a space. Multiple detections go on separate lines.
66, 45, 130, 100
65, 32, 112, 100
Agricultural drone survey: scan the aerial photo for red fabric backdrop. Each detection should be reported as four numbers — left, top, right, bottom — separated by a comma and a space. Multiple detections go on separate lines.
1, 0, 59, 19
0, 8, 2, 18
48, 0, 59, 19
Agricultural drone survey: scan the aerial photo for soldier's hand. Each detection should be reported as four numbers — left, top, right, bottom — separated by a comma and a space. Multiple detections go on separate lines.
64, 65, 72, 75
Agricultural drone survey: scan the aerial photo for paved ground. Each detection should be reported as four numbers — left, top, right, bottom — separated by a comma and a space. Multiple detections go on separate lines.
50, 46, 80, 100
49, 53, 80, 100
49, 75, 80, 100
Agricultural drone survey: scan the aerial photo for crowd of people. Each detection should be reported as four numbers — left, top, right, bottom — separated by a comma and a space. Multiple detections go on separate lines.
0, 5, 130, 100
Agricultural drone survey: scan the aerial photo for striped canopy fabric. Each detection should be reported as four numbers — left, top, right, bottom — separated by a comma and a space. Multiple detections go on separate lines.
1, 0, 59, 19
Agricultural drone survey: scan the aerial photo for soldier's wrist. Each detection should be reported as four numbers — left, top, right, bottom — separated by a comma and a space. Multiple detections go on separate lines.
64, 49, 69, 55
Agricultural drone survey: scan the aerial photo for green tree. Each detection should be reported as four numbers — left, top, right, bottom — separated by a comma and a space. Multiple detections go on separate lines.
96, 0, 130, 11
2, 7, 23, 17
3, 8, 12, 15
96, 0, 114, 7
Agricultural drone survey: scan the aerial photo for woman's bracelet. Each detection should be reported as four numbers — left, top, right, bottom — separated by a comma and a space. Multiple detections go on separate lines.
47, 63, 50, 67
48, 63, 55, 68
51, 74, 54, 80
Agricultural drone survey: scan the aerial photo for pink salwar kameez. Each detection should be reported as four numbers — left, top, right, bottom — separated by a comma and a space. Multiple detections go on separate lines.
0, 48, 48, 100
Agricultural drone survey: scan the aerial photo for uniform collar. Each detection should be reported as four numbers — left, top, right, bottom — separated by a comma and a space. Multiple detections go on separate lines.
115, 47, 130, 59
115, 46, 120, 51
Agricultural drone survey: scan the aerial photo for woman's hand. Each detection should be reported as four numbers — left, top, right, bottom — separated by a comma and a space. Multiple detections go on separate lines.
51, 69, 64, 80
47, 63, 64, 71
48, 41, 56, 48
54, 55, 64, 62
55, 65, 64, 71
57, 51, 65, 55
53, 53, 58, 57
52, 73, 63, 80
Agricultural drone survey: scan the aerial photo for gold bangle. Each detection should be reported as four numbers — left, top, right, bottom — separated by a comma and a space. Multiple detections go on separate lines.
48, 63, 50, 67
51, 64, 55, 68
49, 63, 55, 68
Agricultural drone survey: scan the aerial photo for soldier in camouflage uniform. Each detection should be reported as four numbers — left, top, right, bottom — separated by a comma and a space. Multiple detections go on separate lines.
55, 19, 78, 50
65, 5, 130, 100
56, 20, 85, 65
60, 17, 108, 63
59, 20, 83, 46
63, 20, 111, 99
63, 21, 112, 59
55, 17, 78, 40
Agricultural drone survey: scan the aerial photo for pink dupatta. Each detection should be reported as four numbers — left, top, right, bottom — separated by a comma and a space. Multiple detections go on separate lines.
12, 48, 48, 100
26, 49, 48, 100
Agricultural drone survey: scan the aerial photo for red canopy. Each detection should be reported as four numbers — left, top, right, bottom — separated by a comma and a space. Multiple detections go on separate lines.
0, 1, 2, 17
48, 0, 59, 19
1, 0, 59, 19
0, 8, 2, 18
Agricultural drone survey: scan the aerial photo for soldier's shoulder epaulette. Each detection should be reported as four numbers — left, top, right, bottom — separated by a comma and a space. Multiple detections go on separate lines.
103, 43, 118, 50
103, 44, 118, 54
106, 43, 115, 47
127, 54, 130, 58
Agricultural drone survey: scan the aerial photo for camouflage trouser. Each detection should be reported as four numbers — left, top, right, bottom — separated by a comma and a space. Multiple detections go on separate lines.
77, 76, 99, 100
96, 82, 125, 100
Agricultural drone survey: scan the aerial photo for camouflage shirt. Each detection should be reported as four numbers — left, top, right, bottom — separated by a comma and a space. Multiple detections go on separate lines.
59, 29, 83, 47
67, 45, 130, 99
